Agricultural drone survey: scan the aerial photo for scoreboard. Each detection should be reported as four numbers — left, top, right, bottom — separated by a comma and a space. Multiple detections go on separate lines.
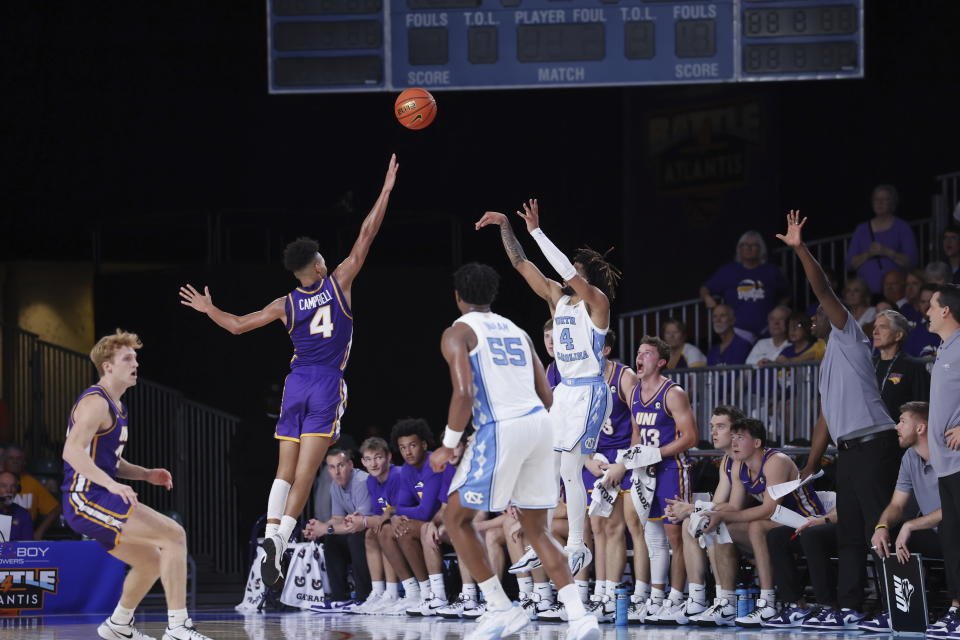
267, 0, 863, 93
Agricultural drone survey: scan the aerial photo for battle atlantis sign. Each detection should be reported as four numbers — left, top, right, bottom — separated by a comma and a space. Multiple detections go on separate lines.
0, 544, 59, 610
647, 100, 762, 193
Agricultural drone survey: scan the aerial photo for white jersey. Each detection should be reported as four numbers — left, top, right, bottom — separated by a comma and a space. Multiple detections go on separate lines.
553, 295, 607, 380
454, 311, 544, 428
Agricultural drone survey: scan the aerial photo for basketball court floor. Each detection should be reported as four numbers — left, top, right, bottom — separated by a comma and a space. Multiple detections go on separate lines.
0, 611, 894, 640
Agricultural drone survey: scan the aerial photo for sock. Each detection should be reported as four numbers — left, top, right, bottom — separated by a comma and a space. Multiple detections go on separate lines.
478, 576, 512, 611
463, 583, 478, 601
518, 576, 534, 595
167, 609, 188, 629
593, 581, 604, 597
386, 582, 400, 598
111, 604, 134, 625
402, 578, 421, 601
689, 583, 707, 605
605, 580, 616, 597
635, 581, 651, 599
418, 579, 432, 601
760, 589, 775, 605
716, 586, 723, 600
720, 589, 735, 606
429, 574, 446, 601
266, 479, 291, 537
371, 581, 385, 597
575, 579, 590, 602
558, 584, 587, 620
668, 587, 684, 604
535, 582, 553, 603
651, 587, 666, 603
277, 515, 297, 543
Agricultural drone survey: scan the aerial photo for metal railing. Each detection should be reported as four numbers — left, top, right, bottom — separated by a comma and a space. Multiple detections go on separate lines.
617, 298, 712, 364
0, 324, 242, 576
666, 360, 822, 445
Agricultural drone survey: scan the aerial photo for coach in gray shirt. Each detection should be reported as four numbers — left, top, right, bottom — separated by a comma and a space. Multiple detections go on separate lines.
926, 284, 960, 624
304, 448, 372, 602
778, 212, 901, 624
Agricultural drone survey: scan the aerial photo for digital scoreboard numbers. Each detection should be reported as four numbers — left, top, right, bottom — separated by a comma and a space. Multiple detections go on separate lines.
267, 0, 863, 93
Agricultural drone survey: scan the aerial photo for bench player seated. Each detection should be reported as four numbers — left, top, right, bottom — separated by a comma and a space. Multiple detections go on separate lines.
700, 417, 824, 627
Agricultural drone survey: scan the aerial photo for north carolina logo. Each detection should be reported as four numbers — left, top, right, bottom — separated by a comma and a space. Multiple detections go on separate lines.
463, 491, 484, 505
584, 437, 597, 450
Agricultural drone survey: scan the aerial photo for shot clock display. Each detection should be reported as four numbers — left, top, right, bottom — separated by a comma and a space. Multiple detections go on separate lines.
267, 0, 863, 93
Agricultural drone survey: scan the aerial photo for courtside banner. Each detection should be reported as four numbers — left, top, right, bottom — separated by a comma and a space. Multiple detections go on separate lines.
882, 553, 929, 633
0, 541, 125, 614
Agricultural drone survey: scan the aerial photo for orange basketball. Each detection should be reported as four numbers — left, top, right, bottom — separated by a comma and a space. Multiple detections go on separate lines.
394, 88, 437, 130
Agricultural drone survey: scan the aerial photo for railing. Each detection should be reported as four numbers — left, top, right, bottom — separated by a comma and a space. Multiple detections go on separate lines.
617, 298, 712, 365
666, 361, 822, 446
0, 324, 242, 577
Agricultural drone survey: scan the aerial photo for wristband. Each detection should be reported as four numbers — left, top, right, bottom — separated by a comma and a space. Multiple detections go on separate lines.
875, 523, 887, 530
530, 228, 578, 282
443, 426, 463, 449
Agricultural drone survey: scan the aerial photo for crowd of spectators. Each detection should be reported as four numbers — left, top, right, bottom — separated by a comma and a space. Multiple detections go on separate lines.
0, 442, 61, 542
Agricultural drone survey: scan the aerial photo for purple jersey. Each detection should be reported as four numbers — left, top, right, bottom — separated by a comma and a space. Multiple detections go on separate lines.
546, 361, 561, 389
2, 504, 34, 541
366, 465, 417, 515
439, 463, 457, 504
62, 385, 128, 493
599, 362, 632, 452
285, 276, 353, 370
739, 448, 824, 517
631, 378, 689, 470
721, 454, 734, 483
395, 453, 443, 521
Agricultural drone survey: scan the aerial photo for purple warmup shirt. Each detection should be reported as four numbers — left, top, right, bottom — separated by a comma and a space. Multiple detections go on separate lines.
704, 262, 786, 337
707, 335, 754, 366
846, 218, 918, 294
546, 361, 561, 389
395, 453, 443, 521
439, 463, 457, 504
2, 504, 33, 541
366, 465, 416, 515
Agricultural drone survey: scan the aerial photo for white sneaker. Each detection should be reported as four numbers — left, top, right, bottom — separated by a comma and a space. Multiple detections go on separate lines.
344, 592, 378, 614
465, 605, 531, 640
566, 613, 601, 640
508, 546, 541, 574
648, 598, 707, 625
565, 545, 593, 575
364, 593, 398, 615
520, 592, 541, 620
162, 619, 212, 640
735, 598, 779, 628
586, 595, 614, 623
411, 596, 448, 617
627, 595, 651, 624
438, 594, 470, 619
260, 533, 286, 588
538, 600, 567, 622
691, 597, 737, 627
99, 617, 156, 640
463, 601, 485, 619
385, 595, 420, 616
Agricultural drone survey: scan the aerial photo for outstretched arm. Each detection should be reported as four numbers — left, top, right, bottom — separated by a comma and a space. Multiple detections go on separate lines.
179, 285, 286, 335
333, 153, 400, 294
775, 210, 848, 330
475, 210, 562, 304
516, 199, 610, 328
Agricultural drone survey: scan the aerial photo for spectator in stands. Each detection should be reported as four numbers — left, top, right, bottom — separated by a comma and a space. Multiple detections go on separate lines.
663, 318, 706, 369
863, 402, 959, 633
926, 261, 953, 285
943, 225, 960, 282
904, 283, 942, 357
3, 444, 60, 540
872, 310, 930, 421
747, 306, 792, 366
904, 269, 928, 322
0, 471, 33, 541
847, 184, 919, 295
700, 231, 787, 341
777, 312, 825, 363
882, 270, 918, 325
842, 277, 876, 328
707, 305, 753, 366
303, 448, 372, 606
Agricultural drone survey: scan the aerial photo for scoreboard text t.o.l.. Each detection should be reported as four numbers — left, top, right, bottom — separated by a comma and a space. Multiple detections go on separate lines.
267, 0, 863, 93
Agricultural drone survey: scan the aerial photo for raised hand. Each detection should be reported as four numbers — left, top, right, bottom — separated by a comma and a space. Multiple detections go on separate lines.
475, 211, 508, 230
146, 468, 173, 490
775, 209, 808, 247
382, 153, 399, 192
179, 285, 213, 313
516, 198, 540, 233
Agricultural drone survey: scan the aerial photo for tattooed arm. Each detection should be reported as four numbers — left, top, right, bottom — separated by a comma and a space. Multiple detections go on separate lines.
475, 210, 562, 304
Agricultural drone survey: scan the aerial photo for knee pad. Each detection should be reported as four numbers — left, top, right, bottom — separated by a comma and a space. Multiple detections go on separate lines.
645, 519, 671, 585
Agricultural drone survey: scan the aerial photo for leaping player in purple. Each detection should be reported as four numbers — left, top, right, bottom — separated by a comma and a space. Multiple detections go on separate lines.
179, 154, 399, 588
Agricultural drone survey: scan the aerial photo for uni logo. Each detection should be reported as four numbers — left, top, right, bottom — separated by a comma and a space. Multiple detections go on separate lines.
893, 575, 915, 613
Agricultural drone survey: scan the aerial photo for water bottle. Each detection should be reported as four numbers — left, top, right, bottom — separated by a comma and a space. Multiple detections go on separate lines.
615, 586, 630, 626
735, 586, 749, 618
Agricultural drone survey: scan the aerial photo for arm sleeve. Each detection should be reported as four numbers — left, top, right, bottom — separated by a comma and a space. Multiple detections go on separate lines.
530, 228, 577, 282
395, 471, 443, 521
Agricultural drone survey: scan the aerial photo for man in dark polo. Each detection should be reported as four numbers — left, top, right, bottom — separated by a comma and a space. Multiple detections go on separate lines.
303, 448, 372, 604
779, 212, 901, 629
926, 284, 960, 637
872, 309, 930, 419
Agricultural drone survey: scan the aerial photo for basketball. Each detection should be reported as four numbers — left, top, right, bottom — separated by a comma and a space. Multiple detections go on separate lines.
394, 88, 437, 130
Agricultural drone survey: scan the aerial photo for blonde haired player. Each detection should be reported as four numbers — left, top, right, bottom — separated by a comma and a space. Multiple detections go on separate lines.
477, 200, 619, 577
61, 330, 211, 640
